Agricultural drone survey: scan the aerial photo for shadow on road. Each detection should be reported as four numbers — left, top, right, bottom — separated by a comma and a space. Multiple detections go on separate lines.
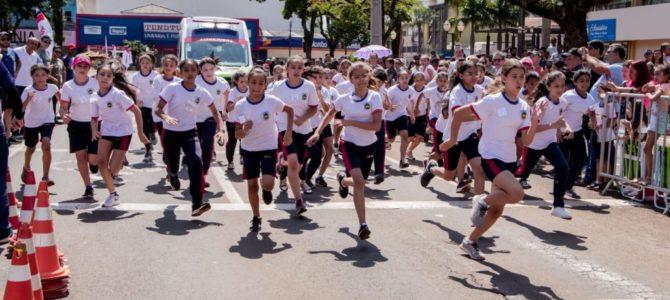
426, 186, 470, 202
146, 205, 222, 236
268, 210, 322, 234
77, 210, 143, 223
448, 259, 563, 299
502, 216, 588, 250
308, 227, 388, 268
422, 220, 509, 254
229, 232, 292, 259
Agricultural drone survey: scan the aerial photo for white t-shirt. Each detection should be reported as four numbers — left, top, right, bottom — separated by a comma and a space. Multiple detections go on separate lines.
152, 76, 181, 122
309, 86, 332, 129
385, 84, 413, 121
230, 95, 285, 152
410, 86, 428, 117
195, 75, 230, 122
478, 76, 495, 90
335, 80, 354, 95
421, 64, 436, 81
449, 83, 484, 141
21, 84, 58, 128
471, 92, 531, 163
14, 47, 41, 87
333, 73, 345, 85
424, 86, 450, 120
528, 96, 568, 150
60, 78, 99, 122
266, 80, 283, 95
591, 99, 617, 143
130, 70, 158, 108
561, 89, 593, 132
334, 90, 383, 147
159, 82, 214, 132
228, 86, 249, 106
271, 79, 319, 135
91, 87, 136, 137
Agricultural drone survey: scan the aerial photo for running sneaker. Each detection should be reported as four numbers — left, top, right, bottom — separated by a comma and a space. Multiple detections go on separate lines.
143, 152, 153, 163
566, 188, 581, 199
358, 224, 371, 240
462, 172, 472, 185
279, 178, 288, 192
333, 144, 340, 156
191, 202, 212, 217
306, 179, 315, 188
42, 177, 55, 187
216, 135, 225, 147
519, 179, 532, 189
262, 190, 273, 205
470, 195, 488, 228
89, 164, 99, 174
227, 161, 235, 170
168, 174, 180, 190
300, 181, 313, 194
295, 199, 307, 216
20, 167, 28, 183
407, 152, 415, 160
250, 216, 262, 232
150, 133, 158, 146
315, 176, 328, 187
459, 240, 486, 261
373, 174, 384, 185
102, 192, 120, 208
112, 175, 126, 185
337, 171, 348, 198
123, 158, 129, 166
456, 180, 471, 193
83, 186, 94, 199
204, 182, 210, 188
399, 159, 410, 169
551, 207, 573, 220
420, 159, 437, 187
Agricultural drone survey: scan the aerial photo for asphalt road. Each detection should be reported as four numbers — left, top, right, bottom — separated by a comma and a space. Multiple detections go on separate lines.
1, 108, 669, 299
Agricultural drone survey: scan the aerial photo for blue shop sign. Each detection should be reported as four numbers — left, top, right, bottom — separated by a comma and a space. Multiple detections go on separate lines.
587, 19, 616, 42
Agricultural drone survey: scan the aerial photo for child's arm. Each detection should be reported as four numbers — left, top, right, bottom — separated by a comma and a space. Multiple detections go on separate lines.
22, 90, 35, 112
129, 105, 149, 145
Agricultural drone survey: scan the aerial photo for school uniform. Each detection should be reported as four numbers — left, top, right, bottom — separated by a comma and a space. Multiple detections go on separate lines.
131, 70, 159, 140
90, 87, 136, 150
196, 75, 230, 174
21, 84, 58, 147
384, 85, 412, 139
225, 86, 249, 164
559, 89, 593, 190
444, 83, 484, 171
60, 78, 99, 154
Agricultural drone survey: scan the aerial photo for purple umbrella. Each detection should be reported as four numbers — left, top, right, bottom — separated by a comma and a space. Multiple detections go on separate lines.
353, 45, 392, 60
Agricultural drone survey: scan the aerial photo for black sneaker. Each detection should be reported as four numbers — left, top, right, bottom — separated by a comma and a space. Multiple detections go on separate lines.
373, 174, 384, 185
399, 159, 410, 169
191, 202, 211, 217
519, 179, 531, 189
250, 216, 261, 232
168, 174, 180, 190
305, 179, 315, 188
295, 199, 307, 216
358, 224, 371, 240
204, 182, 211, 188
89, 164, 99, 174
456, 180, 471, 193
337, 171, 348, 198
262, 190, 273, 205
8, 136, 20, 144
83, 186, 94, 199
315, 176, 328, 187
420, 160, 437, 187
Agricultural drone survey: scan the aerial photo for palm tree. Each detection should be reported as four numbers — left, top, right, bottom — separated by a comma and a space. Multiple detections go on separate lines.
412, 6, 435, 54
462, 0, 492, 55
489, 0, 519, 51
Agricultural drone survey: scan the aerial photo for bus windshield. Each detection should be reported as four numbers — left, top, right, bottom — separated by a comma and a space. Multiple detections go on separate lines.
184, 22, 250, 67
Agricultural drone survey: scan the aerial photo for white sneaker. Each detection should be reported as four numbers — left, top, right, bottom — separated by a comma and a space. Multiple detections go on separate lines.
102, 192, 120, 208
112, 175, 126, 185
470, 194, 488, 227
300, 181, 313, 194
551, 207, 572, 220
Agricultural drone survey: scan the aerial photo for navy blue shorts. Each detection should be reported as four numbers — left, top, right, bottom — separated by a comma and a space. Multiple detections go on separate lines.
67, 120, 98, 154
278, 131, 309, 164
340, 140, 375, 179
481, 158, 517, 181
101, 135, 132, 151
24, 123, 54, 148
321, 124, 333, 138
458, 133, 480, 160
385, 115, 409, 139
241, 149, 277, 180
409, 115, 428, 137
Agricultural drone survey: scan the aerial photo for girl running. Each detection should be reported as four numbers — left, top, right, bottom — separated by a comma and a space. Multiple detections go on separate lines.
272, 56, 319, 215
515, 71, 572, 219
91, 62, 148, 207
130, 53, 159, 163
407, 72, 429, 161
225, 70, 249, 170
266, 64, 285, 94
476, 63, 495, 90
442, 59, 542, 261
333, 59, 351, 87
21, 64, 59, 186
151, 54, 181, 164
300, 66, 327, 191
308, 62, 383, 240
314, 68, 340, 187
59, 55, 99, 199
232, 68, 294, 231
385, 70, 413, 169
371, 69, 389, 184
196, 57, 230, 184
424, 71, 450, 163
155, 59, 223, 217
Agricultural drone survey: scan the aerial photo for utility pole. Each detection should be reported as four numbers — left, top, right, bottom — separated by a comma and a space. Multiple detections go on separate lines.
371, 0, 383, 45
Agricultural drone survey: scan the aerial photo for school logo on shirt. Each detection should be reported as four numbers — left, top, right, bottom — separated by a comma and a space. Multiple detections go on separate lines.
217, 89, 221, 95
263, 112, 270, 120
301, 93, 307, 101
106, 102, 113, 108
195, 97, 201, 104
364, 103, 371, 110
149, 80, 154, 85
521, 110, 527, 120
559, 108, 564, 115
87, 89, 94, 95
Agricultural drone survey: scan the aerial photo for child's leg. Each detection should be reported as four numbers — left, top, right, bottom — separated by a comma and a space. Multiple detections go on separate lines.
97, 139, 115, 193
515, 147, 542, 181
319, 136, 334, 176
543, 143, 569, 207
469, 157, 486, 195
469, 171, 524, 241
644, 131, 656, 180
247, 178, 260, 217
348, 168, 367, 224
23, 147, 35, 170
399, 130, 409, 160
41, 137, 52, 179
110, 150, 128, 177
75, 151, 91, 186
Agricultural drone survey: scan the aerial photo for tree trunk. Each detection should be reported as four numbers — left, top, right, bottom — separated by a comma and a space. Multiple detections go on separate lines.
417, 24, 423, 54
391, 23, 402, 57
52, 2, 64, 46
470, 23, 476, 55
555, 15, 588, 49
496, 29, 502, 51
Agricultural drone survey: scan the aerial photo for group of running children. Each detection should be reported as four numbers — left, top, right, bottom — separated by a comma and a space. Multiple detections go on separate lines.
20, 50, 670, 261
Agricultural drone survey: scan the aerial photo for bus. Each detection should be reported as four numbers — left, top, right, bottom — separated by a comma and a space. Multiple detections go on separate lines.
177, 16, 253, 81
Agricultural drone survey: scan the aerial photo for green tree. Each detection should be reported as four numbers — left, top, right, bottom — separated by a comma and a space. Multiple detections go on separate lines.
462, 0, 493, 54
255, 0, 320, 59
411, 6, 435, 54
313, 0, 369, 58
0, 0, 42, 35
489, 0, 519, 51
506, 0, 615, 48
48, 0, 65, 46
383, 0, 417, 57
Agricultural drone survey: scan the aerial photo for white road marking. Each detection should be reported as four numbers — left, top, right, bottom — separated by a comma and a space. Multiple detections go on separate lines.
50, 198, 639, 212
209, 166, 243, 203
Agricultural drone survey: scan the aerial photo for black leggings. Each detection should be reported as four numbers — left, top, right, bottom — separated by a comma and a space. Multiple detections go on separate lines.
516, 143, 568, 207
373, 120, 386, 177
225, 121, 237, 164
560, 130, 587, 190
301, 130, 323, 181
163, 129, 204, 209
196, 117, 217, 175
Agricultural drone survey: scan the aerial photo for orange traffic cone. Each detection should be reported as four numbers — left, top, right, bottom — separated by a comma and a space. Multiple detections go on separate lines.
16, 223, 44, 300
7, 169, 20, 231
32, 184, 70, 281
19, 171, 37, 224
2, 242, 34, 300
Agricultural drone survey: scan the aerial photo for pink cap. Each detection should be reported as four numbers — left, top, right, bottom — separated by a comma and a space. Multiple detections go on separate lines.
520, 57, 533, 67
73, 55, 91, 67
67, 44, 76, 50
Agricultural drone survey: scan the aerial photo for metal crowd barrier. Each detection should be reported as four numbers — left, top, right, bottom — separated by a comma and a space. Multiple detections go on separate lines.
597, 92, 670, 214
